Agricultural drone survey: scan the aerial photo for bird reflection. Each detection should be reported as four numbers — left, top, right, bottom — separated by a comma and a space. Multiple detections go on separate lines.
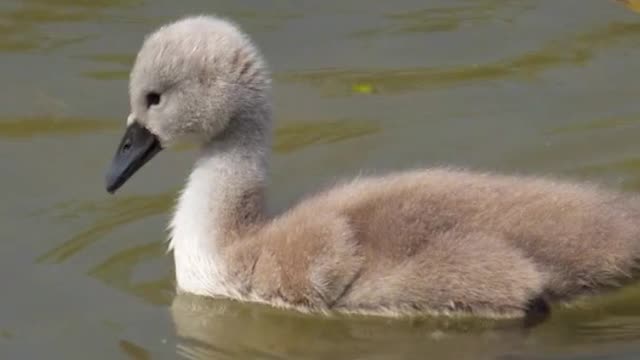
169, 294, 533, 360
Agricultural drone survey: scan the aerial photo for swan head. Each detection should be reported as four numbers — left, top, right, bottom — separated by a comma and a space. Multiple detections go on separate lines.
105, 15, 270, 193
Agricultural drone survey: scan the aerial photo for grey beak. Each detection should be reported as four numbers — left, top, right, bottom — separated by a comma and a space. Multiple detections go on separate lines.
105, 122, 162, 193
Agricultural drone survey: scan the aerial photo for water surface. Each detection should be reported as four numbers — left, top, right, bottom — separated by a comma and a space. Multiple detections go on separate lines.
3, 0, 640, 358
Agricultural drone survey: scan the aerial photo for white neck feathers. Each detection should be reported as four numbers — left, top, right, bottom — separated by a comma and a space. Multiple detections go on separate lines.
169, 113, 269, 296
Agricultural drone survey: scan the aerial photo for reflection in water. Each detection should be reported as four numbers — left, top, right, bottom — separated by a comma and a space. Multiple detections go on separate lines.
229, 8, 302, 32
82, 69, 130, 81
536, 114, 640, 191
549, 114, 640, 135
38, 192, 175, 306
89, 241, 173, 306
0, 0, 140, 52
572, 158, 640, 191
38, 192, 174, 263
274, 119, 380, 153
533, 287, 640, 355
119, 339, 151, 360
285, 21, 640, 96
81, 53, 135, 66
169, 290, 640, 360
80, 53, 135, 81
574, 316, 640, 344
77, 8, 303, 81
0, 329, 13, 340
352, 0, 529, 37
617, 0, 640, 14
0, 115, 118, 138
170, 294, 530, 360
0, 114, 379, 150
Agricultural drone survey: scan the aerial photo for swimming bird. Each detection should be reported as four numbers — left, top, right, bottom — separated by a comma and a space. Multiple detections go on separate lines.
105, 15, 640, 320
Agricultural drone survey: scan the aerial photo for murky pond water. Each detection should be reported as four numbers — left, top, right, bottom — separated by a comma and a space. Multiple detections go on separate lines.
3, 0, 640, 358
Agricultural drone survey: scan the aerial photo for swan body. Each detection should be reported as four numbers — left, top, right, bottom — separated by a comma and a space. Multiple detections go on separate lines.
105, 15, 640, 320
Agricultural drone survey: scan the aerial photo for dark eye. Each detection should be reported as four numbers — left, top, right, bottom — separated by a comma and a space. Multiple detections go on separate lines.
146, 92, 161, 108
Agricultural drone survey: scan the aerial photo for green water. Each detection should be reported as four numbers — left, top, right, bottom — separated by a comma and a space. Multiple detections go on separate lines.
3, 0, 640, 358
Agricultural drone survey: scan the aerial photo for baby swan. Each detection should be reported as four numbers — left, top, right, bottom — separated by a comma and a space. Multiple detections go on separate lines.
106, 15, 640, 320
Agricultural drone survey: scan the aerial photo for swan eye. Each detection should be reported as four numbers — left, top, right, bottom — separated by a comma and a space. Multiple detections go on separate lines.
146, 92, 161, 108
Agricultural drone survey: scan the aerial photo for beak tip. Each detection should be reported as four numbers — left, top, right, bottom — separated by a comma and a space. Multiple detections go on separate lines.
104, 122, 162, 195
105, 183, 116, 194
105, 173, 123, 194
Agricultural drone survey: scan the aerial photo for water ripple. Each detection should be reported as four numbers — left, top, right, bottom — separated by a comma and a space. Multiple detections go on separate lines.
283, 21, 640, 96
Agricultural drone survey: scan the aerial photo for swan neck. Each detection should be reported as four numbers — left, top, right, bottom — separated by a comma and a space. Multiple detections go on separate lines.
169, 109, 270, 295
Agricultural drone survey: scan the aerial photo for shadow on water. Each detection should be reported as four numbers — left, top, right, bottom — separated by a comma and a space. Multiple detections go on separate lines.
283, 21, 640, 96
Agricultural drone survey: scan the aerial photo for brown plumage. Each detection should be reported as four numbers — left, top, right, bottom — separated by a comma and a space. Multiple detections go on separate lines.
223, 169, 640, 318
105, 15, 640, 320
